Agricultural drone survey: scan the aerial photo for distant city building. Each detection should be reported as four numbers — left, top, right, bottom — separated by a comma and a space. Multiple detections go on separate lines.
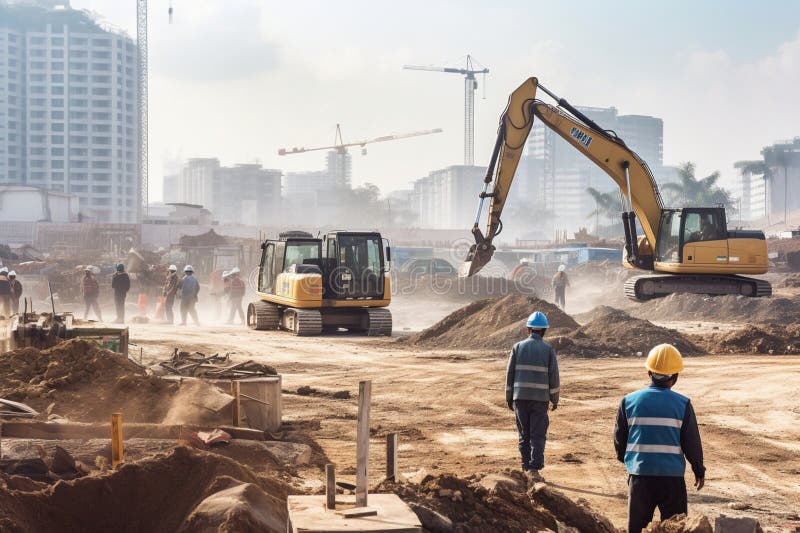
0, 2, 139, 223
411, 165, 485, 229
518, 106, 671, 232
283, 150, 353, 209
763, 138, 800, 221
169, 158, 281, 226
733, 161, 767, 222
162, 173, 179, 204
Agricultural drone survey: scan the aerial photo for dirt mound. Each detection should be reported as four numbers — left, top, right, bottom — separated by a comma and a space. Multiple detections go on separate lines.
645, 513, 713, 532
0, 339, 176, 422
628, 293, 800, 324
0, 446, 289, 533
552, 307, 699, 358
692, 324, 800, 355
406, 295, 579, 351
780, 273, 800, 288
378, 470, 616, 533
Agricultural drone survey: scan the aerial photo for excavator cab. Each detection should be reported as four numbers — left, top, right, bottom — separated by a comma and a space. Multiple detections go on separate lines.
248, 230, 392, 336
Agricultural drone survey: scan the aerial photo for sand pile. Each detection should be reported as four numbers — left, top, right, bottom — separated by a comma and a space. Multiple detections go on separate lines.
628, 293, 800, 324
780, 273, 800, 288
0, 446, 289, 533
691, 324, 800, 355
0, 339, 176, 422
645, 513, 713, 532
379, 470, 615, 533
551, 306, 699, 358
406, 295, 579, 351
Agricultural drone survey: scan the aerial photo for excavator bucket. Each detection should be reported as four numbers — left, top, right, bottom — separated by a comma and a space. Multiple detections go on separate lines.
459, 240, 495, 278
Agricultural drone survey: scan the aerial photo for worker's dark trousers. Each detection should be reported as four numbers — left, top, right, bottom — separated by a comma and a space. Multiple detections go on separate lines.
164, 293, 176, 323
514, 399, 549, 471
0, 295, 9, 317
554, 286, 566, 309
627, 475, 687, 533
84, 296, 102, 321
11, 297, 19, 315
180, 298, 200, 325
227, 296, 245, 324
114, 292, 126, 323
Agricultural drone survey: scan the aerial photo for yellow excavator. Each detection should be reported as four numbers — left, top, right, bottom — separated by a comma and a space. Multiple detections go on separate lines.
247, 230, 392, 335
462, 77, 771, 300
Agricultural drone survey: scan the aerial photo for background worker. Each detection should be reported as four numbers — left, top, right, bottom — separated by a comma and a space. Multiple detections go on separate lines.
82, 267, 102, 321
8, 271, 22, 315
505, 311, 560, 483
178, 265, 200, 326
226, 267, 246, 324
551, 264, 570, 310
162, 265, 179, 324
614, 344, 706, 533
0, 267, 11, 317
111, 263, 130, 323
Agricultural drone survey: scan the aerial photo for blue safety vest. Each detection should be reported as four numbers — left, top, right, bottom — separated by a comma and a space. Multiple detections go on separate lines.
623, 385, 689, 477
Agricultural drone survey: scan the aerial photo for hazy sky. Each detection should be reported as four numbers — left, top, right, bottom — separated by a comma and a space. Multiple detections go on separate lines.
72, 0, 800, 201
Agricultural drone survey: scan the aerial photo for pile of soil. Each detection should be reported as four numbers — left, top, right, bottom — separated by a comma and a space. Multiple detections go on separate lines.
645, 513, 713, 532
780, 273, 800, 288
628, 293, 800, 324
378, 470, 615, 533
0, 446, 289, 533
551, 306, 699, 358
406, 295, 579, 351
0, 339, 176, 422
691, 324, 800, 355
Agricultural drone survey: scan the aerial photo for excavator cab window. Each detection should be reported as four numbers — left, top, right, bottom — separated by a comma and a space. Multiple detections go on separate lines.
329, 233, 384, 298
259, 243, 275, 293
655, 210, 681, 263
683, 210, 725, 243
283, 241, 321, 272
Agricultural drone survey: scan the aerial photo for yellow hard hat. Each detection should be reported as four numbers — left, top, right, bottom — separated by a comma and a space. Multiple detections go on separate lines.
645, 344, 684, 375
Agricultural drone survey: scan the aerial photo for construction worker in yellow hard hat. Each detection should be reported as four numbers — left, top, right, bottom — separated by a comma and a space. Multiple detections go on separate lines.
613, 344, 706, 533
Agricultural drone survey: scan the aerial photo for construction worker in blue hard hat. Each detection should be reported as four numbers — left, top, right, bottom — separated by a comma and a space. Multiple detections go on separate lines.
505, 310, 560, 484
614, 344, 706, 533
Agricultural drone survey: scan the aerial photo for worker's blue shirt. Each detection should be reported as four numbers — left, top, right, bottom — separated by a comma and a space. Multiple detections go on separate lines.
505, 333, 560, 404
180, 275, 200, 301
623, 385, 689, 477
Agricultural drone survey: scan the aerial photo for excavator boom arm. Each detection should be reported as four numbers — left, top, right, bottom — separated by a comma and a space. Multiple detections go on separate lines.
462, 77, 664, 277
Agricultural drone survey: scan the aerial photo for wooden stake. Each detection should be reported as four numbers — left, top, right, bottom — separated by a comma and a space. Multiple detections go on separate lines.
230, 380, 241, 427
386, 433, 398, 481
325, 464, 336, 510
356, 380, 371, 508
110, 413, 123, 466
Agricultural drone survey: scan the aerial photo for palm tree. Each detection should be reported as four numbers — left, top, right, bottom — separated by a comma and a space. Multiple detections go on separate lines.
586, 187, 624, 236
662, 162, 734, 209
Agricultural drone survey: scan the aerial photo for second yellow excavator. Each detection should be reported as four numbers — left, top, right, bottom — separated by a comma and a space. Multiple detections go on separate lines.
462, 77, 771, 300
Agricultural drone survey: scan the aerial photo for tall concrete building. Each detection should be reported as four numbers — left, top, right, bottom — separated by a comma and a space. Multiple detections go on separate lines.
172, 158, 281, 226
411, 165, 485, 229
518, 106, 669, 232
0, 1, 139, 222
763, 138, 800, 222
733, 161, 767, 222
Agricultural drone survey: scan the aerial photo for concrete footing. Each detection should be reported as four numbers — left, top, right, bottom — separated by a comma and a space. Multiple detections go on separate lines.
286, 494, 421, 533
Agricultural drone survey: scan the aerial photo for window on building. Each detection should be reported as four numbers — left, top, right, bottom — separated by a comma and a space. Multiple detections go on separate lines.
92, 99, 110, 108
92, 148, 111, 157
52, 123, 64, 132
29, 172, 45, 180
51, 73, 64, 83
71, 86, 88, 95
51, 61, 64, 70
92, 75, 110, 83
51, 110, 64, 120
92, 185, 111, 193
71, 49, 87, 58
71, 185, 88, 193
71, 172, 88, 180
51, 49, 64, 59
69, 123, 88, 131
69, 148, 88, 156
71, 37, 88, 46
52, 160, 64, 169
30, 61, 46, 70
29, 122, 45, 131
30, 48, 46, 57
30, 85, 46, 94
92, 50, 110, 59
30, 37, 45, 45
69, 74, 88, 83
51, 147, 64, 156
92, 62, 111, 72
70, 160, 88, 168
92, 136, 111, 145
51, 98, 64, 107
91, 38, 111, 47
52, 172, 64, 180
69, 98, 87, 107
29, 147, 45, 156
69, 135, 87, 144
29, 159, 45, 168
92, 173, 111, 181
50, 185, 64, 192
51, 86, 64, 95
30, 74, 45, 82
51, 135, 64, 144
30, 135, 46, 143
91, 87, 111, 96
51, 37, 64, 46
92, 112, 111, 120
69, 62, 87, 70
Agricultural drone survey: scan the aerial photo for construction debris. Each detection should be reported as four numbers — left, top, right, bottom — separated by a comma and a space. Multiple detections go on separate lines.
160, 349, 277, 379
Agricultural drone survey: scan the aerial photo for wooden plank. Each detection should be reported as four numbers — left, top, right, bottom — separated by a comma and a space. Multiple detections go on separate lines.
110, 413, 123, 466
230, 381, 241, 427
356, 380, 371, 508
386, 433, 398, 482
340, 507, 378, 518
326, 464, 336, 510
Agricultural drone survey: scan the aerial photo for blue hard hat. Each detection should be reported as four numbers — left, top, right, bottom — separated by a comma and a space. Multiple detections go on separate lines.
526, 311, 549, 328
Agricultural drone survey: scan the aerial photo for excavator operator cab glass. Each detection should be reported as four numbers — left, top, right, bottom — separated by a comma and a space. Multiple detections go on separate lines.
325, 233, 384, 299
683, 209, 725, 244
283, 241, 321, 272
655, 210, 681, 263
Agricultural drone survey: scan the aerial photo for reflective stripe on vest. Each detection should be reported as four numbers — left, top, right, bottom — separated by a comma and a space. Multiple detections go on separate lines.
624, 386, 689, 477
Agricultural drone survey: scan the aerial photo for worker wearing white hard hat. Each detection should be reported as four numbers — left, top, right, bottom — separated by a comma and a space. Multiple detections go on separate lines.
178, 265, 200, 326
162, 263, 180, 324
8, 271, 21, 315
551, 264, 570, 310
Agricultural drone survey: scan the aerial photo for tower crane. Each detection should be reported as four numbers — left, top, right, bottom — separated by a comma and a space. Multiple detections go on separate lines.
277, 124, 443, 156
403, 55, 489, 166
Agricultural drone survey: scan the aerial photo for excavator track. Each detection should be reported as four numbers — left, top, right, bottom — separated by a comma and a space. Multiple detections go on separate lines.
247, 301, 280, 330
365, 308, 392, 337
283, 308, 323, 336
625, 274, 772, 301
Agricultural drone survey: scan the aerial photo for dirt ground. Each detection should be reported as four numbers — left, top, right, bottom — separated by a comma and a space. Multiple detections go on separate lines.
127, 313, 800, 531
